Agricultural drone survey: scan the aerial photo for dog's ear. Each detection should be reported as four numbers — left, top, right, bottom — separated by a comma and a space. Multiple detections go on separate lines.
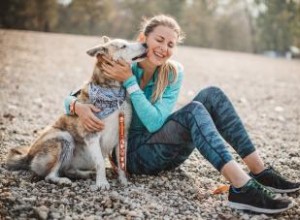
87, 36, 110, 56
102, 36, 110, 43
86, 46, 107, 57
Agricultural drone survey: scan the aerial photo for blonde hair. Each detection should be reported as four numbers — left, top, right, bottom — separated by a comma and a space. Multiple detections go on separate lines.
140, 15, 185, 103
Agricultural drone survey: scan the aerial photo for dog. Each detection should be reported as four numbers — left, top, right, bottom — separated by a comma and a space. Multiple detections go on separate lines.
6, 36, 147, 190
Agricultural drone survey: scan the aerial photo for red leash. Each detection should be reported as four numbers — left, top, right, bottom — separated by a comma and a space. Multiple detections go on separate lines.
108, 111, 128, 176
118, 112, 127, 173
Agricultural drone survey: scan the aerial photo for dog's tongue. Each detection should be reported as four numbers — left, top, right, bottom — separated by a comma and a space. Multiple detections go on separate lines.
132, 52, 147, 61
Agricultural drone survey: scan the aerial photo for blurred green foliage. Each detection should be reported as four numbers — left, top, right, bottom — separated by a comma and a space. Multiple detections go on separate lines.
0, 0, 299, 53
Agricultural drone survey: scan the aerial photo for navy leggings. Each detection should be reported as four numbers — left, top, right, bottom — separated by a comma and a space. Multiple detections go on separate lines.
125, 86, 256, 175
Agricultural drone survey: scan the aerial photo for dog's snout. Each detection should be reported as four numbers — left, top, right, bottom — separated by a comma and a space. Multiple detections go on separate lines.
142, 43, 148, 48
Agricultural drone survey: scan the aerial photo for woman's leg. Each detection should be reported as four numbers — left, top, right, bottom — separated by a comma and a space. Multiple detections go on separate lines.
221, 161, 250, 187
193, 86, 265, 173
243, 151, 265, 174
193, 86, 299, 192
126, 100, 292, 213
127, 101, 250, 187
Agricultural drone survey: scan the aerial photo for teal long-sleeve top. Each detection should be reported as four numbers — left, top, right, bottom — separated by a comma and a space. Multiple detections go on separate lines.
64, 60, 184, 133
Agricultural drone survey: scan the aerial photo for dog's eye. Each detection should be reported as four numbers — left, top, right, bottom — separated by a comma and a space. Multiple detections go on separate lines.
121, 45, 127, 49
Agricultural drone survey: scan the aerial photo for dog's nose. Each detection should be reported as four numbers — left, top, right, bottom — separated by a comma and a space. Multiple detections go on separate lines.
142, 43, 148, 48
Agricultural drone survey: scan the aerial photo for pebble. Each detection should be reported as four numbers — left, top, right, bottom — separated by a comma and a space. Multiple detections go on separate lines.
33, 206, 49, 220
275, 106, 284, 112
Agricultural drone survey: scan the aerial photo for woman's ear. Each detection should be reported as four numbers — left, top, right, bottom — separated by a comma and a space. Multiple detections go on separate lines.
137, 33, 146, 42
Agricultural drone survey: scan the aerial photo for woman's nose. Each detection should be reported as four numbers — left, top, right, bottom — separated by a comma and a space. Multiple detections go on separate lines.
160, 44, 168, 53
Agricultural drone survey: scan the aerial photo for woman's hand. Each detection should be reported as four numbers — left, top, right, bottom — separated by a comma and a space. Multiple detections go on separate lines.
99, 55, 132, 82
75, 102, 105, 132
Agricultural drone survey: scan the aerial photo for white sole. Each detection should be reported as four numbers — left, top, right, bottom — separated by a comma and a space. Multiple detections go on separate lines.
228, 201, 294, 214
267, 186, 300, 193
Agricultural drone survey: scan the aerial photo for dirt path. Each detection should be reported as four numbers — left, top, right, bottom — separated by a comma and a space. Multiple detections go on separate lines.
1, 30, 300, 219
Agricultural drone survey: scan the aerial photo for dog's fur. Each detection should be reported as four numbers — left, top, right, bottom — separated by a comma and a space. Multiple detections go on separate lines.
6, 36, 147, 190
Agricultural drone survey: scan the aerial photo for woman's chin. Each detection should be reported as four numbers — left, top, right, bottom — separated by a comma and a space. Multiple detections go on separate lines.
149, 57, 165, 66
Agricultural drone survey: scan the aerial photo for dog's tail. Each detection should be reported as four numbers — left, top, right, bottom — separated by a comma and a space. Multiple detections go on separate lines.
6, 146, 31, 170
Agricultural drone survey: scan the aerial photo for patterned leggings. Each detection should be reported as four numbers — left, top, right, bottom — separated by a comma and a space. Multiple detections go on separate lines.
125, 86, 256, 175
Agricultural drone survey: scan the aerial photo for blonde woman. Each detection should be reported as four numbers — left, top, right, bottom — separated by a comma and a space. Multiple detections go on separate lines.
65, 15, 299, 214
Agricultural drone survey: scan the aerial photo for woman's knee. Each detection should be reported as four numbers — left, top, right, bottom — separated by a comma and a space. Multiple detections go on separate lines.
183, 101, 207, 114
170, 101, 209, 126
194, 86, 224, 103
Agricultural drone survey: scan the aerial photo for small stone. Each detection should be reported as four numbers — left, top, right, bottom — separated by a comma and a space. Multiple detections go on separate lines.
163, 216, 171, 220
274, 106, 284, 112
278, 116, 285, 122
110, 191, 120, 201
50, 211, 60, 219
242, 213, 250, 220
127, 210, 142, 218
105, 208, 113, 215
119, 208, 128, 215
34, 206, 49, 220
239, 97, 248, 104
85, 215, 96, 220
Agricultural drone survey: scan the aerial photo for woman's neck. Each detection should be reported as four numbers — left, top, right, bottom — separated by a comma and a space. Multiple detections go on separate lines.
138, 59, 157, 76
138, 59, 158, 89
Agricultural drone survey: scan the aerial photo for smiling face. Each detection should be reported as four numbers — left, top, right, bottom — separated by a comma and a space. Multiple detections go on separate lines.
142, 25, 178, 66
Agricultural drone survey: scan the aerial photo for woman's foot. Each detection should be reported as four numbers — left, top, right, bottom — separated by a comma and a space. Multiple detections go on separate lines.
250, 166, 300, 193
228, 179, 293, 214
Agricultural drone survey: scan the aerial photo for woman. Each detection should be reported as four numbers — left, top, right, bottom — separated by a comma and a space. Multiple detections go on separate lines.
64, 15, 299, 214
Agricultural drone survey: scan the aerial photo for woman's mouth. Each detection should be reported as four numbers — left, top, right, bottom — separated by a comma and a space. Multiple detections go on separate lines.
153, 51, 165, 59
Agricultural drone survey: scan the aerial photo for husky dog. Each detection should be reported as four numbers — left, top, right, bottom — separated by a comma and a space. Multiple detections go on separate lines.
6, 36, 147, 190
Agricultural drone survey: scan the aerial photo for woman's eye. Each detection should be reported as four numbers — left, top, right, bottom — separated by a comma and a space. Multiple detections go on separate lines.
156, 38, 163, 42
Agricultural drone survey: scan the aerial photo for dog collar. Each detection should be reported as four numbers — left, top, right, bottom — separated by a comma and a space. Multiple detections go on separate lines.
88, 83, 126, 119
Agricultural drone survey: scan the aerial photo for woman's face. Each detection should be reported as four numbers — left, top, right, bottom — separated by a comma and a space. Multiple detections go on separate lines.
143, 25, 178, 66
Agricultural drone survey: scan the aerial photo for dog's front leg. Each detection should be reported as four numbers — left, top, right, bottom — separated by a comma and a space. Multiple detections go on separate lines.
85, 134, 110, 190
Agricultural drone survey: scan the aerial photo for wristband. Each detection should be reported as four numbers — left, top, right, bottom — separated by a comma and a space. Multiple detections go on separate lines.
126, 84, 140, 94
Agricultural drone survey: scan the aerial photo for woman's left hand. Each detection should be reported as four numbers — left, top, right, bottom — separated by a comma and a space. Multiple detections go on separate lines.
100, 55, 133, 82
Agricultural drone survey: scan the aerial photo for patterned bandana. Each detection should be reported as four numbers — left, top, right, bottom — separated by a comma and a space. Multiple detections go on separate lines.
88, 83, 126, 119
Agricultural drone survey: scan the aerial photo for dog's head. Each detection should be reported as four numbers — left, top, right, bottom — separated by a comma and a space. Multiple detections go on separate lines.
87, 36, 147, 63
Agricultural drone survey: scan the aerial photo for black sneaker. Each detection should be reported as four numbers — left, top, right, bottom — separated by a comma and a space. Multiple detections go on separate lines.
228, 179, 293, 214
250, 166, 300, 193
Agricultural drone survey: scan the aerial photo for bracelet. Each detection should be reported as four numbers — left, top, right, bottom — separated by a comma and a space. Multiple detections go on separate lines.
70, 99, 78, 115
73, 99, 78, 116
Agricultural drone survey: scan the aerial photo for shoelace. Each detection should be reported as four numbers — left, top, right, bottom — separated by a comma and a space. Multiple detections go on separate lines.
251, 180, 276, 199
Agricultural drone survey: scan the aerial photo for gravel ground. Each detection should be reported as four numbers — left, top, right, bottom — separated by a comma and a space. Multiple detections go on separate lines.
0, 29, 300, 219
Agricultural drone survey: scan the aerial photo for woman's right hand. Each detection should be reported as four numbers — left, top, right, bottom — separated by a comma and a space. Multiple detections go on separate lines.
75, 102, 105, 132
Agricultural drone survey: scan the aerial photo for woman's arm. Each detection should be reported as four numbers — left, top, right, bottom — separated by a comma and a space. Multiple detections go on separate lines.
99, 55, 184, 133
64, 93, 105, 132
123, 65, 183, 133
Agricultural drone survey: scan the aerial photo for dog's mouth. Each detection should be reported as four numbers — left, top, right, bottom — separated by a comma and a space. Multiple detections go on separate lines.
132, 52, 148, 61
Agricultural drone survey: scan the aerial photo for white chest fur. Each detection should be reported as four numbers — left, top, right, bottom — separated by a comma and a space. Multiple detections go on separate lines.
100, 100, 132, 156
70, 100, 132, 170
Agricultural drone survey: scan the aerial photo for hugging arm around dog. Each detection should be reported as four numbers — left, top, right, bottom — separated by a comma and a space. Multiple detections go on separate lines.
65, 59, 185, 174
64, 15, 299, 214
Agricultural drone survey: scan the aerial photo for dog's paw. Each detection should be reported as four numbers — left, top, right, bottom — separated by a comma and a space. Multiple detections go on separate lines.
45, 176, 72, 185
119, 176, 128, 186
90, 181, 110, 191
58, 177, 72, 185
98, 181, 110, 190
